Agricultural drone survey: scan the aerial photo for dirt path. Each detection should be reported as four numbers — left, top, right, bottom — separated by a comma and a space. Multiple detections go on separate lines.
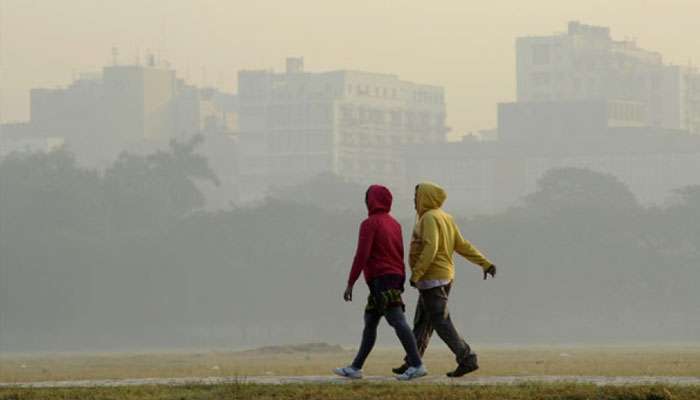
2, 375, 700, 388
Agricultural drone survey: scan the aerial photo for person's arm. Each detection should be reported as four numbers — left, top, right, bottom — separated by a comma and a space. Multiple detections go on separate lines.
454, 225, 492, 271
410, 214, 439, 284
347, 219, 376, 288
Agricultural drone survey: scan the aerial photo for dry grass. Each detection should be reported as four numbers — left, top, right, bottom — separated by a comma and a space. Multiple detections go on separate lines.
1, 344, 699, 383
1, 382, 699, 400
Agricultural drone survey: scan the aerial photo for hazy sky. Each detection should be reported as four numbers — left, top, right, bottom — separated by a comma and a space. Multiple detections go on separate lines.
1, 0, 698, 135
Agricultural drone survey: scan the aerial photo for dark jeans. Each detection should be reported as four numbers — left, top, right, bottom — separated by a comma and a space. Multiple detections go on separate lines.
409, 283, 472, 365
351, 306, 422, 369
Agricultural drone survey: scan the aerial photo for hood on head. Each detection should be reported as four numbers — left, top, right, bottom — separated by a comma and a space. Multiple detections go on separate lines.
416, 182, 447, 215
366, 185, 393, 215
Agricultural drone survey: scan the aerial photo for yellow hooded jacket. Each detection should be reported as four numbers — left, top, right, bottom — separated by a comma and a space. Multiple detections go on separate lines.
409, 182, 493, 284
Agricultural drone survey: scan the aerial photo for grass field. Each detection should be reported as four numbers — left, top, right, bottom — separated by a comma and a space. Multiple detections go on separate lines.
2, 344, 699, 383
1, 382, 698, 400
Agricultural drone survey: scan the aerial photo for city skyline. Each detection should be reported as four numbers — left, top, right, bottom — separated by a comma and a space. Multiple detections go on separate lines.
2, 1, 699, 138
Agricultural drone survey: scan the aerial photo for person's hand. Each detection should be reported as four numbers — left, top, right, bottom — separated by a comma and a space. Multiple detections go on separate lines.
343, 285, 353, 302
483, 265, 496, 280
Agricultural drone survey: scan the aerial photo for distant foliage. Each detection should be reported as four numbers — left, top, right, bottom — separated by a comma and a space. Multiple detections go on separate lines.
524, 167, 639, 213
267, 172, 367, 213
0, 149, 698, 351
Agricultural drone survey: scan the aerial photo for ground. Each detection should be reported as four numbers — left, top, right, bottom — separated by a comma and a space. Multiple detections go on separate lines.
1, 344, 699, 399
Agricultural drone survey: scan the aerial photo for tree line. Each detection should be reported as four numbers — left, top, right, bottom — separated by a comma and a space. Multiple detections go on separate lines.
0, 140, 698, 351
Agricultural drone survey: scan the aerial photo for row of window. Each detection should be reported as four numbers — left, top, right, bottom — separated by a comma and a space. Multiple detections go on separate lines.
340, 105, 445, 128
264, 131, 441, 152
339, 132, 441, 147
347, 84, 443, 104
608, 102, 646, 122
266, 104, 334, 126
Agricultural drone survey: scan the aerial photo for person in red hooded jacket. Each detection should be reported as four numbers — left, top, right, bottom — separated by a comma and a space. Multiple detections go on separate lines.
333, 185, 427, 381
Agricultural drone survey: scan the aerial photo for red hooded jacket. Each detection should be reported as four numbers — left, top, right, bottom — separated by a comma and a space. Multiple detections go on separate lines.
347, 185, 405, 286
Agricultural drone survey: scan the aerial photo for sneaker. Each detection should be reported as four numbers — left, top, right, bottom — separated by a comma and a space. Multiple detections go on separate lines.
446, 354, 479, 378
333, 366, 363, 379
392, 363, 409, 374
396, 364, 428, 381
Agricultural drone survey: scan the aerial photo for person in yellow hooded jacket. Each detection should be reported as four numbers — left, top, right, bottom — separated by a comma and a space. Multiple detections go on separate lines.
393, 182, 497, 378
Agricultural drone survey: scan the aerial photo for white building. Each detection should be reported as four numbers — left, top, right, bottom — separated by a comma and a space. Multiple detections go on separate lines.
406, 22, 700, 216
237, 57, 448, 201
516, 21, 700, 134
28, 60, 236, 168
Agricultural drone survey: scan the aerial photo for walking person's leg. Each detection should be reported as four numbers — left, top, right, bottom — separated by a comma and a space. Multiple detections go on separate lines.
334, 311, 381, 379
351, 311, 382, 369
391, 295, 433, 374
384, 307, 422, 368
421, 284, 478, 377
413, 292, 435, 356
393, 291, 435, 374
385, 306, 428, 380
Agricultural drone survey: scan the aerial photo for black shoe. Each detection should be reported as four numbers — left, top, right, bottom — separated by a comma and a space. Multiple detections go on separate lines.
446, 354, 479, 378
392, 363, 409, 374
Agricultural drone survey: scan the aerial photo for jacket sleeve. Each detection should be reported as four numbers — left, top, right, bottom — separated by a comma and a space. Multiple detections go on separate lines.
348, 219, 376, 286
454, 224, 492, 270
410, 214, 439, 283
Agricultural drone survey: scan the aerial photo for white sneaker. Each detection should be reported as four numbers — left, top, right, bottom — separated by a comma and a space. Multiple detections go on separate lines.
333, 366, 363, 379
396, 364, 428, 381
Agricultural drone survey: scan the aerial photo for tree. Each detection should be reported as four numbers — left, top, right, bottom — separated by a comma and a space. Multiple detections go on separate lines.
673, 185, 700, 210
103, 135, 219, 233
268, 172, 367, 213
524, 167, 639, 213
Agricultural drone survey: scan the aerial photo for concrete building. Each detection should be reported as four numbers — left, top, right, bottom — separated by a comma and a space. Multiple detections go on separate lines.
26, 60, 236, 168
101, 64, 177, 143
497, 99, 651, 143
516, 21, 700, 134
0, 122, 64, 159
406, 22, 700, 216
406, 132, 700, 215
238, 57, 447, 201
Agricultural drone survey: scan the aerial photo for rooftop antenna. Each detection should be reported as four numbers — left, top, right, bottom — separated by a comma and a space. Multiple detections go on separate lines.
146, 50, 155, 67
112, 46, 119, 66
135, 45, 141, 66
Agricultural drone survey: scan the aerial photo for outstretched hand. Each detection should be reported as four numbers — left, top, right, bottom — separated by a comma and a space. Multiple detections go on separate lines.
483, 265, 497, 280
343, 285, 353, 302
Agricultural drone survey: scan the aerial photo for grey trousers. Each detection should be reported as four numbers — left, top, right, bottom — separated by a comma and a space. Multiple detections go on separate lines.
352, 306, 422, 369
410, 283, 472, 365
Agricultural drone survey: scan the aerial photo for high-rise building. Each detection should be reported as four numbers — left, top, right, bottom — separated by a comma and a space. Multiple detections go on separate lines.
237, 57, 447, 201
515, 21, 700, 134
102, 64, 178, 142
27, 61, 236, 167
408, 22, 700, 215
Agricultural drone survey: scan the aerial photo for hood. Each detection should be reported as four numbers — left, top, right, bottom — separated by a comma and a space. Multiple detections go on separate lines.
416, 182, 447, 215
366, 185, 393, 215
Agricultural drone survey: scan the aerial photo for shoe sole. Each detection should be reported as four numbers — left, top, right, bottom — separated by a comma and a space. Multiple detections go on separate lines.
396, 371, 428, 381
446, 365, 479, 378
332, 370, 362, 379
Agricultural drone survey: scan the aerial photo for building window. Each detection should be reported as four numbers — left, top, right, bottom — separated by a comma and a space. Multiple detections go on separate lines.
532, 44, 551, 65
531, 72, 550, 86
